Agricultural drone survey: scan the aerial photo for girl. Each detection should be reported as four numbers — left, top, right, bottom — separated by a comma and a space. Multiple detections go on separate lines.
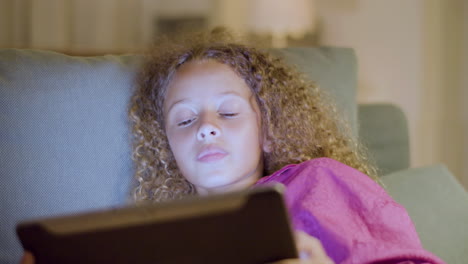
127, 30, 445, 264
20, 30, 444, 264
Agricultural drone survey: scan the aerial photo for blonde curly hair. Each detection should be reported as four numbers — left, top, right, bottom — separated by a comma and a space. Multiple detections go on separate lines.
129, 30, 379, 203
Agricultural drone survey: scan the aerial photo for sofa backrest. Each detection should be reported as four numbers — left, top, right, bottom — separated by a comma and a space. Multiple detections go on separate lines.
0, 47, 357, 263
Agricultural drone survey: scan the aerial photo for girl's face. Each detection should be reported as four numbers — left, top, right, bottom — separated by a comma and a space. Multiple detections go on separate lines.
163, 60, 267, 195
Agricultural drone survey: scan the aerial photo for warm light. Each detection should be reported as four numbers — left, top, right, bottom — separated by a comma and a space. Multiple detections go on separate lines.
248, 0, 316, 47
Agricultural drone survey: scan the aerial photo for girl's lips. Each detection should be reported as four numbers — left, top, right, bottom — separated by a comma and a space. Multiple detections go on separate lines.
197, 152, 228, 162
197, 146, 228, 162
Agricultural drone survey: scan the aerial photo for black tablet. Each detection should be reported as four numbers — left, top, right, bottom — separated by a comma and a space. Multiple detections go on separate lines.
17, 184, 297, 264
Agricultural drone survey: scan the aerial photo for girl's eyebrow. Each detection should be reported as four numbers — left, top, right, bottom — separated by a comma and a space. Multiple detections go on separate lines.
166, 99, 192, 115
217, 92, 244, 101
170, 98, 190, 108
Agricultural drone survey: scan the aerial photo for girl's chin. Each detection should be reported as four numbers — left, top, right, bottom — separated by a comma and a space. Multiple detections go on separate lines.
194, 178, 242, 195
194, 175, 259, 195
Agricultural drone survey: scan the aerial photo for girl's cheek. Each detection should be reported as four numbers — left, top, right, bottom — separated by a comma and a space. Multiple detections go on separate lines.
173, 126, 197, 142
230, 114, 259, 130
168, 131, 189, 158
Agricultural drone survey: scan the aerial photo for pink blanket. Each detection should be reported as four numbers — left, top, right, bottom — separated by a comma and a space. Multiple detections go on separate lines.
255, 158, 445, 264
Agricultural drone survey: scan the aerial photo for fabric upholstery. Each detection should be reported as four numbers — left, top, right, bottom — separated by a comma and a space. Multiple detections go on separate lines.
0, 50, 139, 263
271, 47, 358, 134
358, 104, 410, 175
382, 165, 468, 264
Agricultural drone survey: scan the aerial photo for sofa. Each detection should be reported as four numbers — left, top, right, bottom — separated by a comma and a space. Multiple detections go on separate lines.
1, 47, 467, 264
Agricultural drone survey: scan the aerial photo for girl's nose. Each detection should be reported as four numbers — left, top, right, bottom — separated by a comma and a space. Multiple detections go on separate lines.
197, 122, 221, 141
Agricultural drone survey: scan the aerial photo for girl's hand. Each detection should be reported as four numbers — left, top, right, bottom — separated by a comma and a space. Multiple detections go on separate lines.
269, 231, 335, 264
19, 251, 34, 264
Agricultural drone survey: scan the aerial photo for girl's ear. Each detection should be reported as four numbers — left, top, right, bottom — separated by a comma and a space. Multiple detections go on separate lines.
262, 137, 272, 153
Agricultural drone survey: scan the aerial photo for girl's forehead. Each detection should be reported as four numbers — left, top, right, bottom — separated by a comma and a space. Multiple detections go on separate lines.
163, 59, 256, 113
175, 59, 234, 77
168, 60, 248, 94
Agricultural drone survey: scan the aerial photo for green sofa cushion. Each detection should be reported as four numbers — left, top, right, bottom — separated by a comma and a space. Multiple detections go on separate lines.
358, 104, 410, 174
271, 47, 358, 134
382, 165, 468, 264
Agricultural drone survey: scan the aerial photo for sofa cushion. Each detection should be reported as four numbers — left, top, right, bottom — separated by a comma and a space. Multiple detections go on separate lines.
271, 47, 358, 134
0, 50, 140, 263
382, 165, 468, 264
358, 103, 410, 174
0, 47, 357, 263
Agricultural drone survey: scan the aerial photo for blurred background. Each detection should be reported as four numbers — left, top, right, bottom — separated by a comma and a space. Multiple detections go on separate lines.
0, 0, 467, 190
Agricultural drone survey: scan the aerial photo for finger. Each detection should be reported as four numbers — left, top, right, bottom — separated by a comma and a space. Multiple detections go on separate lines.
295, 231, 334, 263
20, 251, 35, 264
295, 231, 326, 257
265, 259, 307, 264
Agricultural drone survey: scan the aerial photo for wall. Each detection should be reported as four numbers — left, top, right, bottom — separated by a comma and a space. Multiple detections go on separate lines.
0, 0, 213, 52
316, 0, 424, 163
434, 0, 464, 188
315, 0, 466, 188
462, 1, 468, 188
0, 0, 13, 47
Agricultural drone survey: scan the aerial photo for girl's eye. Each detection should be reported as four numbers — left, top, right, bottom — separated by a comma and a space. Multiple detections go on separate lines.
177, 118, 196, 127
220, 113, 239, 118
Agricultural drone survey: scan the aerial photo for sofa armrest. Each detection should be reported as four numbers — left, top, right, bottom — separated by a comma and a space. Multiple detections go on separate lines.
382, 165, 468, 264
358, 104, 410, 175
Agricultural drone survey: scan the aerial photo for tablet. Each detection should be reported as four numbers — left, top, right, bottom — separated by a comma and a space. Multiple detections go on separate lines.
17, 184, 297, 264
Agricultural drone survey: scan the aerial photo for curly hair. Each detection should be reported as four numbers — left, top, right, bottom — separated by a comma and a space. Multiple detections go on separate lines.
129, 30, 380, 203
